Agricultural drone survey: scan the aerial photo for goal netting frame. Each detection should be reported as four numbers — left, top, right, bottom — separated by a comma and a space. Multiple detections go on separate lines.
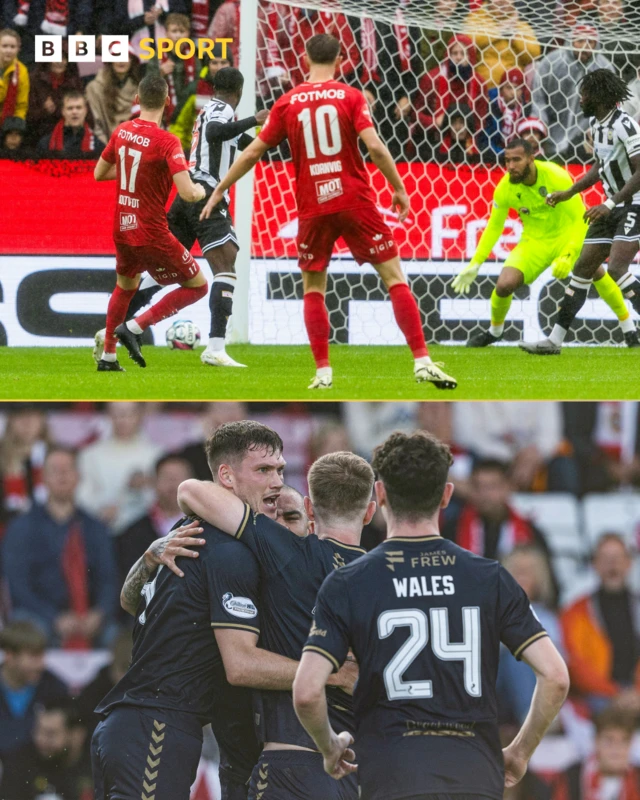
230, 0, 640, 347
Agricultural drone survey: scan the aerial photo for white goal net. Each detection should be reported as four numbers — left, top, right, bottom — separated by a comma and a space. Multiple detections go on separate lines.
234, 0, 640, 346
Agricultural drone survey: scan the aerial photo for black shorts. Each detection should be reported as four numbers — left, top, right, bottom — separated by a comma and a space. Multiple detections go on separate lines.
91, 707, 202, 800
168, 183, 239, 255
220, 764, 250, 800
585, 204, 640, 244
248, 750, 357, 800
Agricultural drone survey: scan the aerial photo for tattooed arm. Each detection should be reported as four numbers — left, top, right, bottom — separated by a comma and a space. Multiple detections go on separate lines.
120, 521, 206, 615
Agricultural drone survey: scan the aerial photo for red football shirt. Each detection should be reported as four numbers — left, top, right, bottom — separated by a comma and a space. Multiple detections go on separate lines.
258, 80, 376, 219
102, 118, 189, 245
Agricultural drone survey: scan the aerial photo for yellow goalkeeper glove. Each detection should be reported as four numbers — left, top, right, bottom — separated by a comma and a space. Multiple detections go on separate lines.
451, 262, 480, 295
550, 253, 574, 280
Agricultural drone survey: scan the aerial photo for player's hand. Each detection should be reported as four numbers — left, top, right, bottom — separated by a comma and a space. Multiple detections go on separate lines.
331, 655, 359, 696
143, 520, 206, 578
322, 731, 357, 780
255, 109, 268, 125
392, 189, 410, 223
551, 253, 573, 280
451, 262, 480, 294
200, 188, 224, 221
502, 743, 529, 788
584, 203, 611, 223
546, 190, 571, 207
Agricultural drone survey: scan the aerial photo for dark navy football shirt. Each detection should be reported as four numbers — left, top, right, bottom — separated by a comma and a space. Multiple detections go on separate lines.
235, 508, 365, 749
96, 517, 262, 780
304, 535, 548, 800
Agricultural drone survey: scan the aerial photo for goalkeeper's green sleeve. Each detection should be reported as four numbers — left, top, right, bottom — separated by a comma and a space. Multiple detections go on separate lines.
470, 192, 510, 267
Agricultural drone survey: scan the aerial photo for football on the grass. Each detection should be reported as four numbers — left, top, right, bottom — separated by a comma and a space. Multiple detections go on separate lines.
166, 320, 201, 350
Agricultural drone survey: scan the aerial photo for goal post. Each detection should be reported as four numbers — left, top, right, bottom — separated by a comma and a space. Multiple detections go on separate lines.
231, 0, 640, 347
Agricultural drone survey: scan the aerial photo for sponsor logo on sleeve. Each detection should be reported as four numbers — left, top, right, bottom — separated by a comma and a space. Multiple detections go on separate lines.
222, 592, 258, 619
309, 622, 327, 638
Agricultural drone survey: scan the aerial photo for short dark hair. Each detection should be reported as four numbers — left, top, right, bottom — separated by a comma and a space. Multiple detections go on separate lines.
210, 41, 232, 63
505, 137, 534, 156
154, 453, 192, 476
138, 73, 168, 110
594, 531, 630, 559
306, 34, 341, 65
205, 420, 283, 476
594, 706, 636, 738
372, 431, 453, 520
0, 620, 47, 654
62, 89, 85, 105
44, 446, 78, 466
472, 458, 510, 477
308, 452, 374, 524
213, 67, 244, 95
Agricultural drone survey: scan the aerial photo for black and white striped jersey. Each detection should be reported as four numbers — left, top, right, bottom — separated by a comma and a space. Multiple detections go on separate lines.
590, 107, 640, 206
189, 99, 238, 201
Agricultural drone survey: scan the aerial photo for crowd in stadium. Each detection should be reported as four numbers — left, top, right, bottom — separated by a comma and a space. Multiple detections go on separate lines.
0, 401, 640, 797
1, 0, 640, 163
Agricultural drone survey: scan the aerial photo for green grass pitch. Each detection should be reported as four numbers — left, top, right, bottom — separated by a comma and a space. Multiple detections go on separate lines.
1, 344, 637, 401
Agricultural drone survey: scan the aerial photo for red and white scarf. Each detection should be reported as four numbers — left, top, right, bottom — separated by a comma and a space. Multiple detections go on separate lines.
61, 518, 90, 651
164, 53, 197, 123
0, 61, 21, 123
15, 0, 69, 34
49, 118, 95, 152
456, 504, 535, 557
498, 95, 526, 140
360, 6, 410, 82
191, 0, 210, 38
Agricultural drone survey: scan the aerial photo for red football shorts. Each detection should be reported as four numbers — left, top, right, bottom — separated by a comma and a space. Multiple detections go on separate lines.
115, 234, 200, 287
296, 204, 399, 272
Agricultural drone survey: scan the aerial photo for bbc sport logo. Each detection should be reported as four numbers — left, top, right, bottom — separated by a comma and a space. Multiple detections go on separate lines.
35, 35, 233, 62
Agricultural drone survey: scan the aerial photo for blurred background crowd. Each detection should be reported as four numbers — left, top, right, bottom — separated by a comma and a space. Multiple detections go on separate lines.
1, 0, 640, 163
1, 401, 640, 797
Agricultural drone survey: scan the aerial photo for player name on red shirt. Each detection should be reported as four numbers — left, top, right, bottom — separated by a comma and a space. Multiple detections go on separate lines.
258, 79, 377, 220
102, 118, 189, 246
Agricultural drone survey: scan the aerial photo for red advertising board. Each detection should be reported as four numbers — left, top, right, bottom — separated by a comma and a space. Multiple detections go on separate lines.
1, 159, 603, 259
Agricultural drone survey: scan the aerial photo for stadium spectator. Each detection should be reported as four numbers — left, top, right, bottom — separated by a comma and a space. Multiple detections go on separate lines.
0, 703, 92, 800
36, 90, 104, 156
550, 707, 640, 799
418, 0, 465, 73
2, 447, 119, 648
73, 629, 132, 750
0, 29, 29, 123
412, 34, 487, 162
115, 0, 169, 59
563, 402, 640, 494
623, 65, 640, 121
179, 402, 247, 479
0, 114, 26, 155
484, 67, 532, 156
85, 58, 142, 145
531, 24, 613, 161
498, 546, 564, 724
349, 5, 422, 160
0, 622, 69, 758
434, 102, 481, 165
342, 402, 419, 460
8, 0, 92, 64
0, 405, 49, 533
514, 115, 550, 157
115, 454, 193, 580
592, 0, 640, 83
76, 402, 161, 531
146, 13, 200, 128
463, 0, 540, 89
561, 533, 640, 713
442, 459, 554, 563
169, 41, 231, 150
309, 422, 353, 462
280, 8, 361, 88
452, 402, 574, 492
26, 49, 83, 145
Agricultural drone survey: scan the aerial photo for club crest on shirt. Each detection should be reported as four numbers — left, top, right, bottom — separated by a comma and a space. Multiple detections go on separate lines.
222, 592, 257, 619
519, 207, 530, 216
539, 186, 547, 197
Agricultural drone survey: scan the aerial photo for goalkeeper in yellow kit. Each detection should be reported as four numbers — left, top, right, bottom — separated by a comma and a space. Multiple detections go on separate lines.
451, 138, 638, 347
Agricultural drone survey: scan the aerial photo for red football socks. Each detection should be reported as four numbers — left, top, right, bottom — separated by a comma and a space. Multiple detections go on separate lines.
104, 286, 136, 355
135, 283, 208, 331
303, 291, 330, 369
389, 282, 428, 359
